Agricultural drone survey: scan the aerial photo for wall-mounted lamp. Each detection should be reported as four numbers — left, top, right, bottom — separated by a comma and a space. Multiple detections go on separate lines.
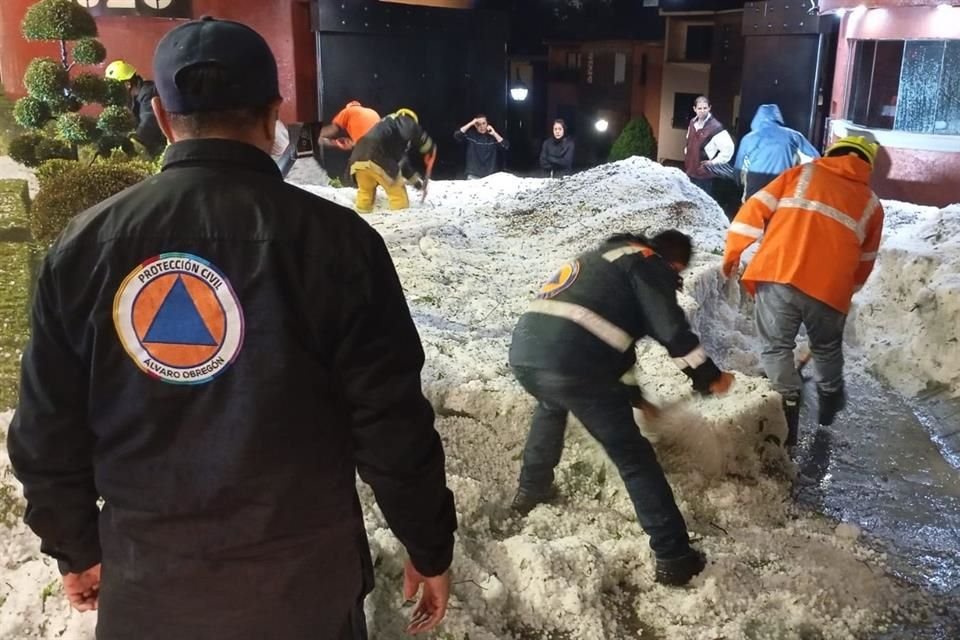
510, 68, 529, 102
594, 118, 609, 133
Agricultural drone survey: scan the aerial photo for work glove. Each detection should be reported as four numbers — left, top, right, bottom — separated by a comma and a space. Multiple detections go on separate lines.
410, 174, 425, 190
722, 260, 738, 279
709, 371, 735, 395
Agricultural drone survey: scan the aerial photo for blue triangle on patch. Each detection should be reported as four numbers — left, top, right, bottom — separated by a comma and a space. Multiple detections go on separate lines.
143, 276, 217, 346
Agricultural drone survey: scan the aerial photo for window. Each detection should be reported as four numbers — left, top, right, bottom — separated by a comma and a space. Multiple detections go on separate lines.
685, 25, 714, 62
565, 52, 581, 70
847, 39, 960, 135
614, 53, 627, 85
672, 92, 699, 129
640, 53, 648, 86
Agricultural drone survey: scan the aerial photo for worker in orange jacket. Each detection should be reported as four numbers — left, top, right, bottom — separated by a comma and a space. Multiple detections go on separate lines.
722, 136, 884, 447
318, 100, 380, 150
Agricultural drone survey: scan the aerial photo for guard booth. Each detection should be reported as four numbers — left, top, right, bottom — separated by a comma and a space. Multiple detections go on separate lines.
309, 0, 509, 180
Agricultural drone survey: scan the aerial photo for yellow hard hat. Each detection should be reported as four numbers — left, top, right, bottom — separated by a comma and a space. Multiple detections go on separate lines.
826, 135, 879, 167
105, 60, 138, 82
393, 108, 418, 123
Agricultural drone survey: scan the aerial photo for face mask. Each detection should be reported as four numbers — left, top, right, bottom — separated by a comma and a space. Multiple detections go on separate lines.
270, 120, 291, 157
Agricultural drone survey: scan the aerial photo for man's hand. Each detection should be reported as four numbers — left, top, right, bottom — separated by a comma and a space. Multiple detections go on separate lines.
722, 260, 738, 279
709, 372, 735, 395
403, 560, 450, 635
63, 563, 101, 612
333, 137, 354, 150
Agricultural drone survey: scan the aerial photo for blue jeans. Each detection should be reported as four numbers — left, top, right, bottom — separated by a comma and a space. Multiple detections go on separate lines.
513, 366, 691, 558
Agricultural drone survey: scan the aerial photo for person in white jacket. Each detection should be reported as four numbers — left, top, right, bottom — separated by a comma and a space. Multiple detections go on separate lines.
683, 96, 735, 197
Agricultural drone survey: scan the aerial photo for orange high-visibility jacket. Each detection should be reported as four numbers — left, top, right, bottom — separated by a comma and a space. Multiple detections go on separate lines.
723, 155, 884, 313
332, 101, 380, 142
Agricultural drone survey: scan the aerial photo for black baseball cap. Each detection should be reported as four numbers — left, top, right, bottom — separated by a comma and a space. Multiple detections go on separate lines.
153, 16, 280, 114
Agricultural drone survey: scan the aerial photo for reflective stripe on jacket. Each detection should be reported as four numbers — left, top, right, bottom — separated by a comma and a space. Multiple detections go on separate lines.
723, 155, 884, 313
509, 239, 721, 393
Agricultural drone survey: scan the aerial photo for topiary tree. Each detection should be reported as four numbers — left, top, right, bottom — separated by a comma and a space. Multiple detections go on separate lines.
30, 161, 154, 243
608, 115, 658, 163
9, 0, 135, 167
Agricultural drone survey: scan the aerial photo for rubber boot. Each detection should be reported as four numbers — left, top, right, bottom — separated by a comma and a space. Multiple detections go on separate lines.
510, 485, 558, 515
783, 394, 801, 448
818, 383, 847, 426
655, 548, 707, 586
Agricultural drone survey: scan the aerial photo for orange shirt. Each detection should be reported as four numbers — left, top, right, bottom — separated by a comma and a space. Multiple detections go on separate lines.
332, 102, 380, 142
723, 155, 884, 313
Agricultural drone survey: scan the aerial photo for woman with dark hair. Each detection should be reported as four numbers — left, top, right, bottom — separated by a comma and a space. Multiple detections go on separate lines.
540, 119, 575, 178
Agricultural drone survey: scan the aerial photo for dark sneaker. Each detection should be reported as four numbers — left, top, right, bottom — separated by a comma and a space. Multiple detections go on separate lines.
818, 386, 846, 426
782, 394, 801, 447
510, 486, 558, 515
655, 548, 707, 586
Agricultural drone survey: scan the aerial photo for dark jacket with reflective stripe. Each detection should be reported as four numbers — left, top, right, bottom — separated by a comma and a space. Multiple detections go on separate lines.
509, 238, 721, 391
131, 80, 165, 156
7, 139, 456, 639
348, 113, 435, 180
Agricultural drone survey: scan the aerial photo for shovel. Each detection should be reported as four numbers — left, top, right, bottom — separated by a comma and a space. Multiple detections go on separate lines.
421, 148, 437, 203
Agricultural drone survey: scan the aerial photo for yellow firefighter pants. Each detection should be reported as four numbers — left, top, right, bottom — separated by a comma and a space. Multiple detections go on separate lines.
350, 161, 409, 213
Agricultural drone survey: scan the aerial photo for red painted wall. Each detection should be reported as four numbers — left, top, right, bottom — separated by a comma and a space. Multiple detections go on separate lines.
0, 0, 317, 123
826, 4, 960, 207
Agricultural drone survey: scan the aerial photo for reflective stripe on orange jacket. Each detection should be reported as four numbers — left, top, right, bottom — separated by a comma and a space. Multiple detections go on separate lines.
723, 155, 884, 313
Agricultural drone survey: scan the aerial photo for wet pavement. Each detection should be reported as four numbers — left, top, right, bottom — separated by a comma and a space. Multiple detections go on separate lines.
792, 372, 960, 638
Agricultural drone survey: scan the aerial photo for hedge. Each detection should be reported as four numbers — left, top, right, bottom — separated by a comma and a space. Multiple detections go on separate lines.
30, 161, 153, 242
0, 180, 35, 410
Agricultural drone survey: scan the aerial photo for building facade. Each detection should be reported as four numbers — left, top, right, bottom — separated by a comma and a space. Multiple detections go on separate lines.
820, 0, 960, 206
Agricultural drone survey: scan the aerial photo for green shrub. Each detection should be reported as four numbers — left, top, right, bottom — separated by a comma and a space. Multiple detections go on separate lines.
9, 131, 74, 168
71, 37, 106, 65
97, 104, 136, 136
31, 162, 152, 242
21, 0, 97, 41
71, 72, 106, 104
0, 91, 26, 154
8, 132, 47, 167
23, 57, 68, 103
9, 1, 131, 171
55, 112, 97, 144
35, 158, 75, 188
0, 180, 31, 233
13, 96, 49, 129
0, 241, 34, 410
608, 115, 658, 162
103, 79, 129, 108
35, 136, 75, 162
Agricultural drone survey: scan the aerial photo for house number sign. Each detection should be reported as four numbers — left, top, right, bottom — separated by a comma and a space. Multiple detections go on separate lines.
75, 0, 192, 18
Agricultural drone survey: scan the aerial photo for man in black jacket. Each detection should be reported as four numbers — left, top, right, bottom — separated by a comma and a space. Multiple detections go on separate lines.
509, 230, 733, 586
9, 17, 456, 640
454, 114, 509, 179
348, 108, 436, 213
104, 60, 166, 157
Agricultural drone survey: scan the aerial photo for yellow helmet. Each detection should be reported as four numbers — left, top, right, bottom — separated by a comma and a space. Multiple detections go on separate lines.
826, 135, 879, 167
393, 108, 418, 123
105, 60, 138, 82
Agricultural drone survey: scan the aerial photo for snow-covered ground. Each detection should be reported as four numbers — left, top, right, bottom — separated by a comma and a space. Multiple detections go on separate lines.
0, 157, 952, 639
849, 201, 960, 398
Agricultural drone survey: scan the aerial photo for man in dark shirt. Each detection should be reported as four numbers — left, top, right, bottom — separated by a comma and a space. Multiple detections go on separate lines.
454, 114, 509, 179
509, 230, 734, 587
10, 17, 456, 640
104, 59, 166, 157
